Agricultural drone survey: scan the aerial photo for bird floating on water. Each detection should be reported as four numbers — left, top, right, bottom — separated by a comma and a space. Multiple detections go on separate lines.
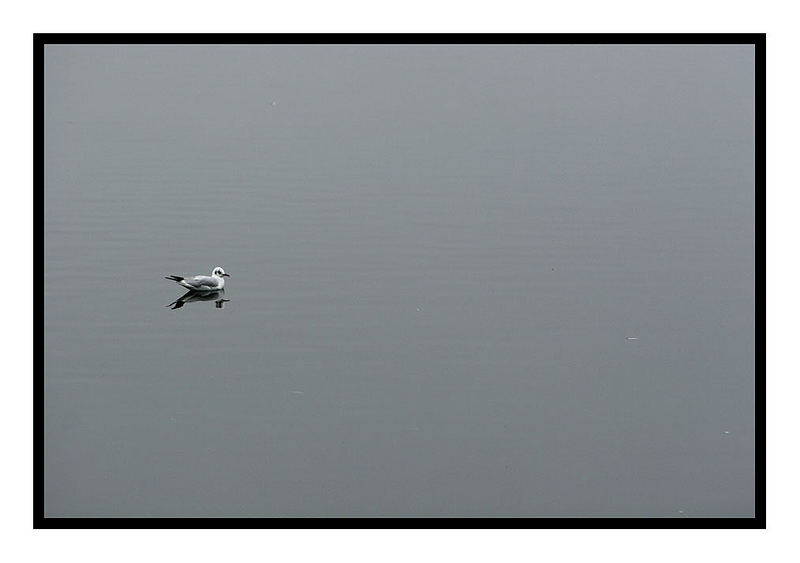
165, 266, 230, 291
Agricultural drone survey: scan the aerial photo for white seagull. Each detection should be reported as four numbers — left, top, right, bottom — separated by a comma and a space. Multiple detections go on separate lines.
165, 266, 230, 291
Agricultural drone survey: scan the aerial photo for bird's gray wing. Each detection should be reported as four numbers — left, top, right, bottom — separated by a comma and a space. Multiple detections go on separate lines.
184, 275, 219, 290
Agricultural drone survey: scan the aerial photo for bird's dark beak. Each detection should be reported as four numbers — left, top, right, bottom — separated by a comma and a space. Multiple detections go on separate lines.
222, 273, 230, 277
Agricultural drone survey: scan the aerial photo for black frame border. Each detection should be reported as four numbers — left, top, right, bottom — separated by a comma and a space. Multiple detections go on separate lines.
34, 32, 765, 529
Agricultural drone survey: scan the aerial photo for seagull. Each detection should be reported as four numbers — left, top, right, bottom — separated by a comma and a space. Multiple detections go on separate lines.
165, 266, 230, 292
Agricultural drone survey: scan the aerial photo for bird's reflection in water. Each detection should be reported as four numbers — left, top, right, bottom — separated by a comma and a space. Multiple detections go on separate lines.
167, 289, 230, 310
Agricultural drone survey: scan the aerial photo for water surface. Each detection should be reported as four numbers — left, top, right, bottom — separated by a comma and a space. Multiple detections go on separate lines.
44, 44, 756, 517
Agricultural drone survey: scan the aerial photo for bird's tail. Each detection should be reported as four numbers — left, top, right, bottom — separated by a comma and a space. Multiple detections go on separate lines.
165, 275, 184, 282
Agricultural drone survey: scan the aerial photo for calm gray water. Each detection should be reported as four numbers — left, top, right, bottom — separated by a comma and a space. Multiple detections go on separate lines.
44, 44, 756, 518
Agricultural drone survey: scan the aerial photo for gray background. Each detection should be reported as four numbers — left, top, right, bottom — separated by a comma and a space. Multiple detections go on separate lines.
44, 44, 755, 517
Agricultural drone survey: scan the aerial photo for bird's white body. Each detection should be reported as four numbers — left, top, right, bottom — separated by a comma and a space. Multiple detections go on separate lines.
178, 275, 224, 291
